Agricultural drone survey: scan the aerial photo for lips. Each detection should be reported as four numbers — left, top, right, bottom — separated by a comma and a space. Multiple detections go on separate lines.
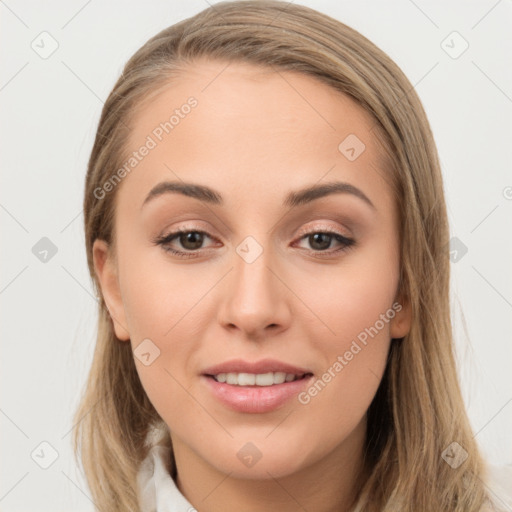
202, 358, 313, 377
201, 358, 314, 413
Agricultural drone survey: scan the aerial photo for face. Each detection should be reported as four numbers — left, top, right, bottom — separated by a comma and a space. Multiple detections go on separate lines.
93, 59, 411, 481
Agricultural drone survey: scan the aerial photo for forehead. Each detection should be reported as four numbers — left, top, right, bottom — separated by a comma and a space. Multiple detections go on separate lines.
119, 59, 394, 215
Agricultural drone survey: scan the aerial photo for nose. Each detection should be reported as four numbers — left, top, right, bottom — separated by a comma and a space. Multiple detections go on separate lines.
217, 242, 292, 340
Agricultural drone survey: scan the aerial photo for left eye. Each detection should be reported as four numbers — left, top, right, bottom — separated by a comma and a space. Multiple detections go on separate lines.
294, 231, 355, 253
153, 228, 355, 259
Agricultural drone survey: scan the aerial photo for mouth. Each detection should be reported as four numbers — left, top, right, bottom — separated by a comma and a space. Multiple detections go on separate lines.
201, 358, 313, 381
205, 371, 313, 386
200, 359, 314, 413
202, 372, 314, 413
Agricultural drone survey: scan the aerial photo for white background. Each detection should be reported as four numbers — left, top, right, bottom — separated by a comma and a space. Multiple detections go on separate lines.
1, 0, 511, 510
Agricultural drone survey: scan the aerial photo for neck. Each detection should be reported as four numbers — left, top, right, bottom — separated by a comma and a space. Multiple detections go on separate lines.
172, 417, 368, 512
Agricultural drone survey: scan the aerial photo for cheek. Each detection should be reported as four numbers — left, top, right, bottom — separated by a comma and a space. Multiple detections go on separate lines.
295, 246, 399, 346
118, 248, 213, 403
297, 308, 392, 445
293, 243, 397, 423
119, 244, 211, 339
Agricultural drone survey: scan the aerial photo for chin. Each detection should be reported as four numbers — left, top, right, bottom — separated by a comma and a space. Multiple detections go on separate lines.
203, 435, 317, 481
214, 454, 305, 481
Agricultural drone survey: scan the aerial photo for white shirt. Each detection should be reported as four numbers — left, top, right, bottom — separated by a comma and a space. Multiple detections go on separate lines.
137, 424, 512, 512
137, 441, 194, 512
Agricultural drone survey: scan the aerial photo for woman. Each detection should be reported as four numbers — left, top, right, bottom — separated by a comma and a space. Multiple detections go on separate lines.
73, 1, 511, 510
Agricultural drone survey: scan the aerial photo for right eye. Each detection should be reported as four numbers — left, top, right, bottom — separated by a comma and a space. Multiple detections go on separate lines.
153, 229, 218, 258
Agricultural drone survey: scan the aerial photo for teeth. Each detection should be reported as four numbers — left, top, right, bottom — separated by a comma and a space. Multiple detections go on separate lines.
213, 372, 302, 386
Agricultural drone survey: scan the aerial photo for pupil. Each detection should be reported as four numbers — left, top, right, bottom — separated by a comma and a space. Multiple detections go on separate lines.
181, 232, 203, 250
310, 233, 331, 250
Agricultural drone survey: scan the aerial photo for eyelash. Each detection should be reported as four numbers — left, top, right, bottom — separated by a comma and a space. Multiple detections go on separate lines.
153, 225, 356, 260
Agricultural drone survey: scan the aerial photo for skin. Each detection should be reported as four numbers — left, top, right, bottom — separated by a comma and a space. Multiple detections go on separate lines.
93, 59, 412, 512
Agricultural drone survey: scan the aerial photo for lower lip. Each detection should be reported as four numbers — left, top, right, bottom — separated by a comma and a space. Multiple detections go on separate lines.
202, 374, 313, 413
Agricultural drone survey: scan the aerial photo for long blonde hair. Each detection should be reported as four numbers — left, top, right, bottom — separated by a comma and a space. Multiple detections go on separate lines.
74, 1, 497, 510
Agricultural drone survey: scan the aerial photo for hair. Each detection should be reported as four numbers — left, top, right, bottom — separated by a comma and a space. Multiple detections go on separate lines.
74, 1, 499, 511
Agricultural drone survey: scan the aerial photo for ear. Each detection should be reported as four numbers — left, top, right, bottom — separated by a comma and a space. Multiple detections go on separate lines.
389, 288, 412, 340
92, 239, 130, 341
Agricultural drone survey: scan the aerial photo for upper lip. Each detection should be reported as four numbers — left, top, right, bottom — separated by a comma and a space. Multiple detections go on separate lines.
202, 358, 313, 376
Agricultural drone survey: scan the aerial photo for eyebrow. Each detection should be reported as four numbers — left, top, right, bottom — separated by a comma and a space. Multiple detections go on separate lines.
141, 180, 376, 211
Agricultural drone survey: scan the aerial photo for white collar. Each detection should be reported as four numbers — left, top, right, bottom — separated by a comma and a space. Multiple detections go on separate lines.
137, 423, 194, 512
